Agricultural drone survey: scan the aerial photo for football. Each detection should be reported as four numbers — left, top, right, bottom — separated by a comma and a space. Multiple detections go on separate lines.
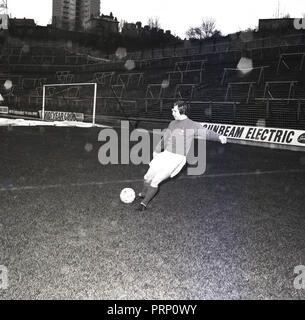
120, 188, 136, 204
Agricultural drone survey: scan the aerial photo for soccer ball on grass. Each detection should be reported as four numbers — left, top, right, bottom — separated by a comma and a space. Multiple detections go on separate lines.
120, 188, 136, 204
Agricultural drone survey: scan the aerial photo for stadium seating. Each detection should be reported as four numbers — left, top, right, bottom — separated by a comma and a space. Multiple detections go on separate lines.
2, 32, 305, 130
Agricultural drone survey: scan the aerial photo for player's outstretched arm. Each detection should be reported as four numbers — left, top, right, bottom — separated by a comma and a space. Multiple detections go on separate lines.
194, 122, 227, 144
205, 128, 227, 143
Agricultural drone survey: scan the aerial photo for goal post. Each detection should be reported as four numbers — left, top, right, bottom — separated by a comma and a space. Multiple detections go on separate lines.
41, 82, 98, 126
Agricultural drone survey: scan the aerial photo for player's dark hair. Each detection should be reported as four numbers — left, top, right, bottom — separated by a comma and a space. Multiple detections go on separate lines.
174, 100, 189, 115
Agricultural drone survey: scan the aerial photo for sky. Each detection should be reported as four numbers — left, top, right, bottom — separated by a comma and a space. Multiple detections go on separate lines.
5, 0, 305, 38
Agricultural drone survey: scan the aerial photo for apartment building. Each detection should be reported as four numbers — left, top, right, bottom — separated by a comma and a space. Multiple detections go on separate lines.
52, 0, 100, 31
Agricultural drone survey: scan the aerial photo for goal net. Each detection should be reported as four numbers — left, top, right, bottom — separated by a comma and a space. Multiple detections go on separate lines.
41, 83, 97, 125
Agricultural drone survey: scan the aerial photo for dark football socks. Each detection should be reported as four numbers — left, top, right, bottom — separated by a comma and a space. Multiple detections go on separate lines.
139, 181, 150, 198
141, 186, 158, 207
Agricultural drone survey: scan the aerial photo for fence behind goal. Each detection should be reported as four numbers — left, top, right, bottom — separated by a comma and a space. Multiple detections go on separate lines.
41, 83, 97, 125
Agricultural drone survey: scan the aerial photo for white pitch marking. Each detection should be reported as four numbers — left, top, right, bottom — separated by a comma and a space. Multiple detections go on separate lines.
0, 169, 304, 193
178, 168, 305, 180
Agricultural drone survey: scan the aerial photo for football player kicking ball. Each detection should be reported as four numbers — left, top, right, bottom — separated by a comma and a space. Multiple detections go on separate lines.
137, 101, 227, 211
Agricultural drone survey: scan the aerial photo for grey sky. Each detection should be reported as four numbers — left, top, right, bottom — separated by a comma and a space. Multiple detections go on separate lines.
6, 0, 305, 38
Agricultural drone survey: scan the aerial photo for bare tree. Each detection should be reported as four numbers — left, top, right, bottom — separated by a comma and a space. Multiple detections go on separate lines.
186, 18, 220, 39
185, 27, 201, 39
147, 17, 161, 30
201, 18, 217, 38
119, 19, 127, 32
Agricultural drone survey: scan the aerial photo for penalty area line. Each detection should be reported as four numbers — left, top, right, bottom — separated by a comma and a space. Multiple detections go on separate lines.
0, 169, 304, 193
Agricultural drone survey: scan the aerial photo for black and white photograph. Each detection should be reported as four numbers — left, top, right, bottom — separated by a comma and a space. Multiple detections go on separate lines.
0, 0, 305, 304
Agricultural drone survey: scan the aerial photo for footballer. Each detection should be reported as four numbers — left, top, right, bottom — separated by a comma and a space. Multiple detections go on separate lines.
137, 100, 227, 211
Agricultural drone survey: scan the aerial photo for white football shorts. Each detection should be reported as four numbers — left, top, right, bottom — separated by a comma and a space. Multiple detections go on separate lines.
144, 150, 186, 187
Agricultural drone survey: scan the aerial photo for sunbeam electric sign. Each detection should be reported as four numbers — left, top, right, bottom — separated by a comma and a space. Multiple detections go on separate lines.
201, 122, 305, 147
